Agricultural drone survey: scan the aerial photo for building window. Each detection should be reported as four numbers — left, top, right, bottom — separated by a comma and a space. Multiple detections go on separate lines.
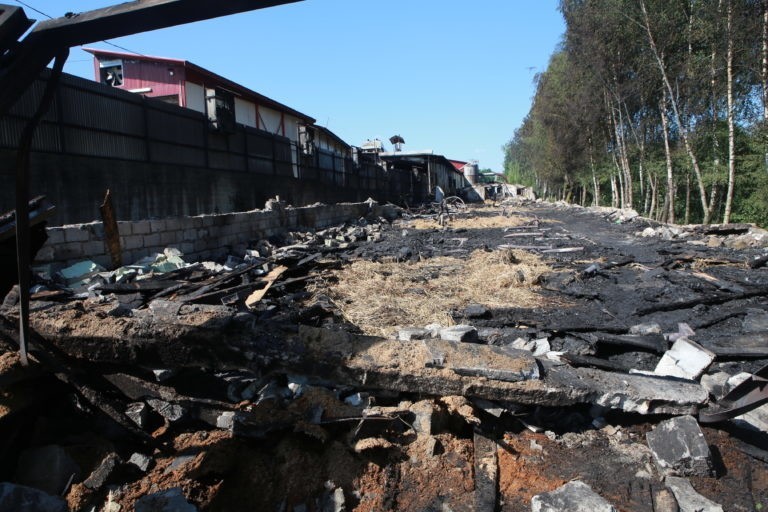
99, 59, 123, 87
206, 87, 236, 132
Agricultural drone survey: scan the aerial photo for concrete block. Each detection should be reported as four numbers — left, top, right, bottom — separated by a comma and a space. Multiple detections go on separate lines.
182, 229, 198, 241
398, 328, 430, 341
160, 231, 179, 246
132, 220, 151, 235
665, 476, 723, 512
45, 228, 65, 245
149, 219, 167, 233
15, 445, 81, 496
164, 218, 182, 231
440, 324, 479, 343
116, 221, 132, 236
0, 483, 67, 512
646, 415, 713, 477
201, 216, 216, 227
655, 339, 715, 380
128, 453, 154, 473
191, 217, 204, 228
143, 233, 161, 248
531, 480, 617, 512
180, 242, 195, 255
82, 241, 106, 256
122, 234, 145, 251
63, 227, 90, 243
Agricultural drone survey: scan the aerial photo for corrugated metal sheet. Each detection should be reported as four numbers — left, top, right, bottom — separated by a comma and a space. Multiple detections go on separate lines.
146, 107, 204, 145
60, 86, 145, 135
149, 141, 205, 167
247, 132, 273, 159
63, 127, 145, 160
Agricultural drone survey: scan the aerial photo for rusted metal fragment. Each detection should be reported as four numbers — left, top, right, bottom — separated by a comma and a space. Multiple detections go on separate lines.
99, 189, 122, 269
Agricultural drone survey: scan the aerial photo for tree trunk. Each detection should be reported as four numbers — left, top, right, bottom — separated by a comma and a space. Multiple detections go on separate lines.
640, 0, 711, 223
764, 0, 768, 172
589, 136, 600, 207
685, 174, 691, 224
660, 91, 675, 224
723, 0, 736, 223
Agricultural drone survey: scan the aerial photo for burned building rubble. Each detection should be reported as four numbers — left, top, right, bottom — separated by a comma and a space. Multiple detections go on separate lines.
1, 197, 767, 511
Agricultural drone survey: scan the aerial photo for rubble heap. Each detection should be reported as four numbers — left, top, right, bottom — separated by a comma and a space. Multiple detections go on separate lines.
1, 200, 767, 511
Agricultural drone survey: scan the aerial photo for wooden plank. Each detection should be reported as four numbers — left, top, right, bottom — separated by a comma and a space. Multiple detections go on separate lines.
473, 430, 498, 512
245, 265, 287, 309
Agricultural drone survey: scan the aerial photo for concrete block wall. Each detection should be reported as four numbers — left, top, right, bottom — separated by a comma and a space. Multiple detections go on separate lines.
36, 202, 379, 270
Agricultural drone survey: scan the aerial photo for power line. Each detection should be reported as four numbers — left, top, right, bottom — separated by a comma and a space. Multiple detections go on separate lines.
11, 0, 52, 19
11, 0, 148, 57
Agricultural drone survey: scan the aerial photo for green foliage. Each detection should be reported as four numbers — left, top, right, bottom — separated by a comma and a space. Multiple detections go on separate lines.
503, 0, 768, 222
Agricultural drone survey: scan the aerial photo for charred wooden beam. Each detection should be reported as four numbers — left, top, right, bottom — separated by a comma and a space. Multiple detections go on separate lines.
635, 286, 768, 316
0, 0, 304, 115
575, 332, 668, 354
0, 5, 33, 53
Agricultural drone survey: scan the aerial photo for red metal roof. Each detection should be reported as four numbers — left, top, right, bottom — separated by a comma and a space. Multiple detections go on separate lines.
448, 159, 468, 172
83, 47, 315, 123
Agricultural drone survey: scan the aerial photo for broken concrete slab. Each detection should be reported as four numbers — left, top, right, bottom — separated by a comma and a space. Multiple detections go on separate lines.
128, 453, 153, 473
700, 372, 731, 398
654, 338, 715, 380
83, 453, 121, 490
531, 480, 617, 512
646, 416, 713, 477
0, 483, 67, 512
431, 339, 540, 382
14, 445, 81, 496
296, 326, 707, 414
125, 402, 150, 428
147, 398, 186, 423
665, 476, 723, 512
462, 304, 490, 319
397, 327, 429, 341
546, 366, 710, 415
439, 324, 479, 343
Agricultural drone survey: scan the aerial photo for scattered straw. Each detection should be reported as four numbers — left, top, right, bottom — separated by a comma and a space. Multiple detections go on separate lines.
405, 212, 531, 231
317, 248, 553, 336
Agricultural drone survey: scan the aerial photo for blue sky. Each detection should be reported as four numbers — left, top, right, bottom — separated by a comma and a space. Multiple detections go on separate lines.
15, 0, 564, 172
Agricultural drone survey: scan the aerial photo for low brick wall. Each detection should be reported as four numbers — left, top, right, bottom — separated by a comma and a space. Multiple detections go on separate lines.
36, 201, 387, 270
